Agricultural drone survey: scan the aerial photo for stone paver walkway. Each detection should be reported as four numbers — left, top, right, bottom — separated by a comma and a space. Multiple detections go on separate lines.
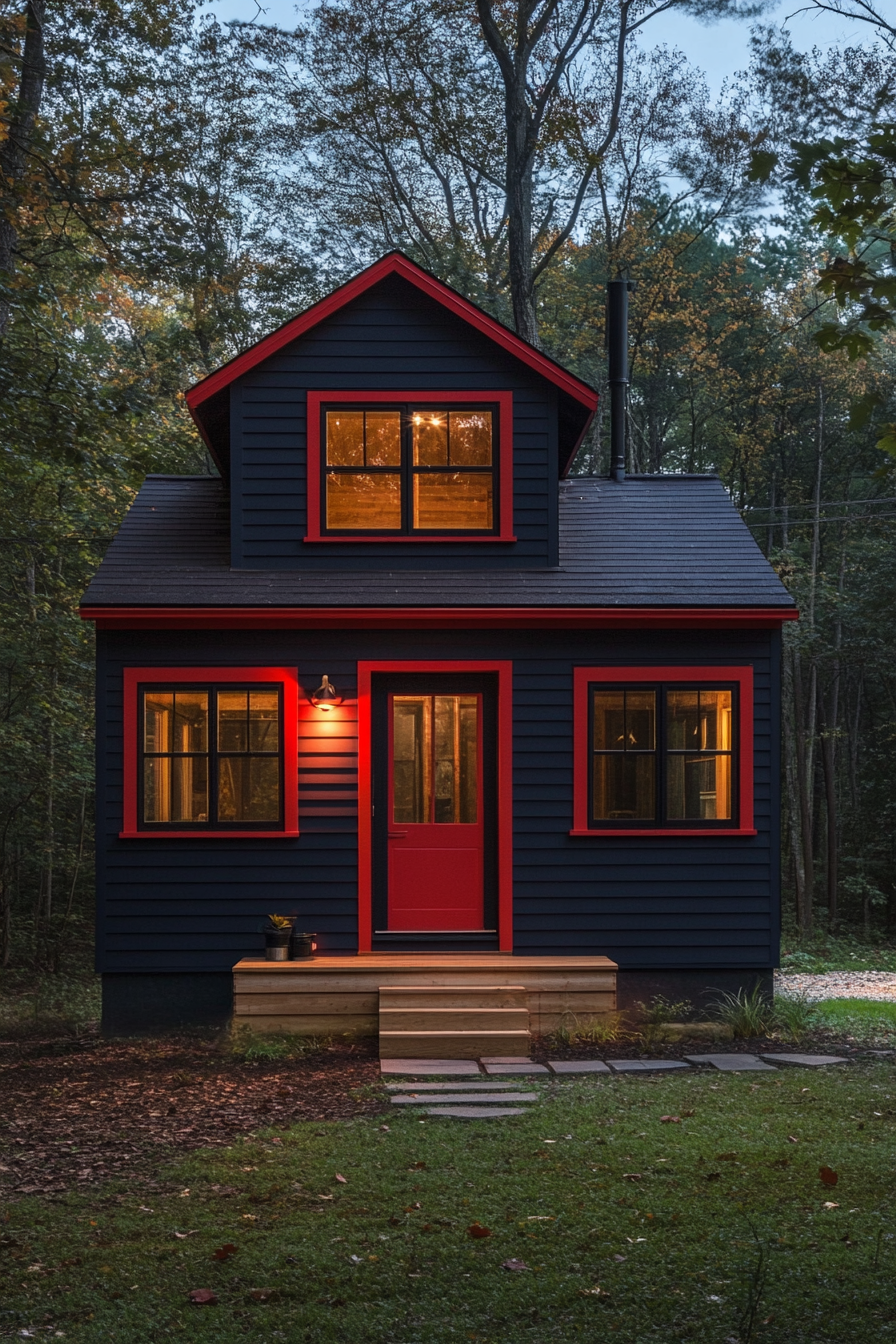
685, 1053, 779, 1071
379, 1050, 858, 1117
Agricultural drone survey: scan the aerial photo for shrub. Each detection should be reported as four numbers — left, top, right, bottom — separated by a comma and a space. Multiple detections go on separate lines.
773, 993, 819, 1042
708, 984, 775, 1037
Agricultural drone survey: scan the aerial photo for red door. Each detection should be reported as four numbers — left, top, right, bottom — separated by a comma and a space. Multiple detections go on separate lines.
387, 693, 484, 930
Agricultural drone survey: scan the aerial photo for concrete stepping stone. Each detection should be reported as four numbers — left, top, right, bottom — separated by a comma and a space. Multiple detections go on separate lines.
380, 1059, 483, 1076
384, 1081, 513, 1091
759, 1053, 849, 1067
391, 1092, 538, 1105
482, 1062, 551, 1075
685, 1053, 778, 1072
608, 1060, 692, 1073
547, 1060, 611, 1075
480, 1056, 533, 1064
423, 1106, 528, 1119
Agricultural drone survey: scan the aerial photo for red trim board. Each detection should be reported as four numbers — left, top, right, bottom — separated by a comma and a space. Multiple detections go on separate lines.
120, 666, 300, 839
357, 661, 513, 954
186, 253, 598, 416
83, 606, 799, 631
570, 665, 755, 837
305, 390, 516, 543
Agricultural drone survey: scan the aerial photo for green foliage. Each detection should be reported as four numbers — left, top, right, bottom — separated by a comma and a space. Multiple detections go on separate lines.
772, 993, 819, 1043
2, 1065, 896, 1340
228, 1024, 329, 1061
709, 984, 775, 1038
813, 997, 896, 1045
635, 995, 692, 1026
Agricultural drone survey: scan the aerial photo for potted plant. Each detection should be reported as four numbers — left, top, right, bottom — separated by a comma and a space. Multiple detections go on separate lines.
264, 914, 293, 961
290, 930, 317, 960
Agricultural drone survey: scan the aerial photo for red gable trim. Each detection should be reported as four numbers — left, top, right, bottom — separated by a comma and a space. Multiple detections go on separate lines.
185, 252, 599, 414
81, 605, 799, 631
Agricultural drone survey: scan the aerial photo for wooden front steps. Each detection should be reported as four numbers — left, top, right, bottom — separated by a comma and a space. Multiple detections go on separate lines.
379, 985, 530, 1059
232, 954, 617, 1040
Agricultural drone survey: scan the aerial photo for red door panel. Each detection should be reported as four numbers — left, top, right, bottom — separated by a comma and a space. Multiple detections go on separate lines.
387, 694, 484, 930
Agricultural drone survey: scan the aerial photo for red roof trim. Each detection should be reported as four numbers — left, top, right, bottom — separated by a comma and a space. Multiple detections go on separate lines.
81, 605, 799, 631
185, 252, 599, 414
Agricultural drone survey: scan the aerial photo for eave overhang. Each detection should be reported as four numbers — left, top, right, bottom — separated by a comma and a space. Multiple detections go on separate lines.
80, 605, 799, 631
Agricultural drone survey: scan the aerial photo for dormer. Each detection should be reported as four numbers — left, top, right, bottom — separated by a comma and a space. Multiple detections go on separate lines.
186, 253, 598, 572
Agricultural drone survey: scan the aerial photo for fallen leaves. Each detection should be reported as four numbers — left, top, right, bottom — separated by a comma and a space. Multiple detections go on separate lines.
579, 1285, 611, 1300
819, 1166, 839, 1186
189, 1288, 218, 1306
660, 1116, 681, 1124
212, 1244, 237, 1262
467, 1222, 492, 1239
249, 1288, 275, 1302
501, 1258, 529, 1271
335, 1174, 348, 1184
822, 1202, 840, 1210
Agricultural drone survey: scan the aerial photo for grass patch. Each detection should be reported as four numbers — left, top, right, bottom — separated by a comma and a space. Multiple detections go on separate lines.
813, 998, 896, 1047
2, 1064, 895, 1341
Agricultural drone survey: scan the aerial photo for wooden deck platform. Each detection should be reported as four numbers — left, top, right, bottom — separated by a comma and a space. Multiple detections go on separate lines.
232, 954, 617, 1041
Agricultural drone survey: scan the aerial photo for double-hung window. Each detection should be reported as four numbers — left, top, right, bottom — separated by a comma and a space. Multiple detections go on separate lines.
571, 666, 755, 836
122, 667, 299, 838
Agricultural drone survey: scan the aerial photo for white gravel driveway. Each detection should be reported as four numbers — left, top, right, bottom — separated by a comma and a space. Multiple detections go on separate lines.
775, 969, 896, 1002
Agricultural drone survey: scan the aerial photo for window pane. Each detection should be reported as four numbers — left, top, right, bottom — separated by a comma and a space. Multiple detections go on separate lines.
667, 753, 731, 820
218, 756, 280, 822
218, 691, 248, 752
249, 691, 279, 751
144, 755, 208, 823
327, 472, 401, 529
592, 754, 656, 821
697, 689, 732, 750
393, 696, 431, 824
365, 410, 401, 466
626, 691, 655, 749
144, 692, 173, 753
412, 411, 448, 465
593, 691, 624, 750
458, 697, 478, 824
326, 411, 364, 466
172, 692, 208, 752
413, 472, 493, 530
666, 690, 700, 750
450, 411, 492, 466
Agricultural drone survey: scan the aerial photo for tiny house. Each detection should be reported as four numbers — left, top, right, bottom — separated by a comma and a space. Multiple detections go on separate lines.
81, 253, 796, 1051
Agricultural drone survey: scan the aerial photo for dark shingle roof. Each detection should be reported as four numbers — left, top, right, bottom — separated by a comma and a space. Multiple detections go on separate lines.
80, 474, 794, 609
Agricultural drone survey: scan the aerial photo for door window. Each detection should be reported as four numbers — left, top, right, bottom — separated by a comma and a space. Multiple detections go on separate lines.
392, 695, 478, 825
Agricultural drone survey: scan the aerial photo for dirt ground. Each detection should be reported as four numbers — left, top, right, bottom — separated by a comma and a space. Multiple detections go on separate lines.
0, 1029, 874, 1200
0, 1035, 384, 1198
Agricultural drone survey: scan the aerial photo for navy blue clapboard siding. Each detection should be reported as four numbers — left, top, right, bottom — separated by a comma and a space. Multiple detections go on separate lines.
229, 274, 559, 571
96, 625, 781, 975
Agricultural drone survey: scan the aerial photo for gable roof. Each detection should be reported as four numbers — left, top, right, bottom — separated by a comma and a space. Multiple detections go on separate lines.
185, 252, 599, 478
81, 473, 797, 614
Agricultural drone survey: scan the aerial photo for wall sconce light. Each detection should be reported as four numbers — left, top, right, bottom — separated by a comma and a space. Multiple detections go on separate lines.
311, 674, 342, 710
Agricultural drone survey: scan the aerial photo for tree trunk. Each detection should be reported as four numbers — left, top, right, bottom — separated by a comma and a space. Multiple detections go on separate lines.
791, 646, 814, 934
0, 0, 47, 337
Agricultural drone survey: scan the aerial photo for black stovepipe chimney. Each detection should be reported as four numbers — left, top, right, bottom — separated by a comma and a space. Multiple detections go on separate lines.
607, 277, 634, 481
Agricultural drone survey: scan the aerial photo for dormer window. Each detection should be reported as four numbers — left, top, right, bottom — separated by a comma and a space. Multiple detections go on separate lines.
322, 402, 497, 534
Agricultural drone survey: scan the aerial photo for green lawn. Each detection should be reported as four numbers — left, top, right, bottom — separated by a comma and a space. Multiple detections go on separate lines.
3, 1063, 895, 1343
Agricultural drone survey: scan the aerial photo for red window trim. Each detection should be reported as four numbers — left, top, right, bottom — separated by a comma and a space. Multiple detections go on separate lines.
305, 391, 516, 543
121, 667, 300, 839
82, 607, 799, 631
357, 660, 513, 953
570, 665, 756, 837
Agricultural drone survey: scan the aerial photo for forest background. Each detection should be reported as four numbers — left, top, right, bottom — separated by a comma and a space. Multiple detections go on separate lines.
0, 0, 894, 982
